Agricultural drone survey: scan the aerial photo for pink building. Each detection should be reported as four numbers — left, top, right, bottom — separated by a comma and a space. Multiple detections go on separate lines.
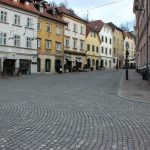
133, 0, 150, 80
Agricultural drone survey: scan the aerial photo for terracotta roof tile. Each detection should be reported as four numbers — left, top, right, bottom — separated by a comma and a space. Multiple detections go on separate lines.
56, 6, 86, 23
0, 0, 39, 14
86, 23, 100, 37
88, 20, 105, 32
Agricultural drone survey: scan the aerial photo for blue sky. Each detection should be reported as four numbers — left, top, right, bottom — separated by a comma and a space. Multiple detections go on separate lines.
46, 0, 135, 30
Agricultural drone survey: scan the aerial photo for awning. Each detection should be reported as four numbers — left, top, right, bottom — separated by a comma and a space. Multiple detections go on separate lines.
129, 61, 135, 63
76, 58, 83, 63
65, 57, 72, 61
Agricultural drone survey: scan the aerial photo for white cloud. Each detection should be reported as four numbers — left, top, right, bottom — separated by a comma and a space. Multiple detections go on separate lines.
47, 0, 135, 29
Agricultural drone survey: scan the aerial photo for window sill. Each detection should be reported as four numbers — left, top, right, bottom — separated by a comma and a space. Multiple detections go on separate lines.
73, 31, 78, 33
0, 21, 9, 24
25, 27, 34, 30
12, 24, 22, 27
65, 29, 70, 31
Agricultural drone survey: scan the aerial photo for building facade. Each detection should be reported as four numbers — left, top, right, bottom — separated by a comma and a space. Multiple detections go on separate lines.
108, 22, 124, 69
133, 0, 150, 79
86, 24, 101, 70
89, 20, 114, 69
34, 1, 66, 74
0, 0, 38, 75
56, 7, 86, 72
123, 32, 136, 69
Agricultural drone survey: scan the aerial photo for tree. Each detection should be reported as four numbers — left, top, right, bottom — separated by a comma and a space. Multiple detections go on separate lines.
59, 0, 68, 7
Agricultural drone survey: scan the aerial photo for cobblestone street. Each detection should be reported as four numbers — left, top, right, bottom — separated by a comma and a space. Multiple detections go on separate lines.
0, 70, 150, 150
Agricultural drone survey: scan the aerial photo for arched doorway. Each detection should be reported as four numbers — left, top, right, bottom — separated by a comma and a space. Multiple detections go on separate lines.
55, 59, 61, 73
109, 60, 111, 69
87, 58, 91, 69
45, 59, 51, 72
100, 59, 104, 68
37, 58, 41, 72
96, 60, 99, 70
65, 59, 72, 72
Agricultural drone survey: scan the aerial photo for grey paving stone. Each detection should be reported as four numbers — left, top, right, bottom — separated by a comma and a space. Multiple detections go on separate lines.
0, 70, 150, 149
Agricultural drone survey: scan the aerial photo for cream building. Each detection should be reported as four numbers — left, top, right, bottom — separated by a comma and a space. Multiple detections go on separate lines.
123, 32, 136, 68
86, 24, 101, 70
56, 7, 86, 72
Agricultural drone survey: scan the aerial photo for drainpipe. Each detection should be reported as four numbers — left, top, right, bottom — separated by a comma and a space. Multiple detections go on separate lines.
146, 0, 149, 80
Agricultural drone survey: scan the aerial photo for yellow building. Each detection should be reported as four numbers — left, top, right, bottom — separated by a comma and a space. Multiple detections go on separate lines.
108, 22, 124, 69
86, 24, 101, 70
34, 2, 66, 73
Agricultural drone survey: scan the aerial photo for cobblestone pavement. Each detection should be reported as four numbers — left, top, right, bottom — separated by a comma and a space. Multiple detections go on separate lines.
0, 70, 150, 150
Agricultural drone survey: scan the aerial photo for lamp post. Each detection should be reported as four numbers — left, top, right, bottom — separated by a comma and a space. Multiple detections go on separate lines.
125, 42, 129, 80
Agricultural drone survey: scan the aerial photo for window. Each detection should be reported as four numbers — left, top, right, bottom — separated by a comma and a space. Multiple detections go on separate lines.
114, 48, 116, 54
80, 41, 84, 50
0, 11, 7, 22
80, 26, 84, 34
37, 22, 41, 31
109, 49, 111, 55
56, 26, 61, 35
96, 46, 99, 53
101, 46, 104, 53
92, 45, 95, 52
105, 37, 107, 43
37, 38, 41, 48
46, 40, 52, 49
73, 24, 77, 32
14, 14, 20, 25
113, 58, 115, 63
73, 39, 77, 48
56, 42, 61, 51
26, 18, 32, 28
92, 59, 95, 66
65, 21, 70, 30
109, 38, 111, 44
105, 48, 107, 54
65, 39, 70, 47
47, 24, 51, 32
105, 60, 107, 66
101, 36, 104, 42
14, 35, 20, 47
87, 44, 90, 51
39, 6, 44, 13
26, 37, 32, 48
0, 32, 6, 45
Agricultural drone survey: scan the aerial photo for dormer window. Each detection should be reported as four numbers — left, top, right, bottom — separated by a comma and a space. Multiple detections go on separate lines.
13, 0, 20, 2
39, 6, 44, 13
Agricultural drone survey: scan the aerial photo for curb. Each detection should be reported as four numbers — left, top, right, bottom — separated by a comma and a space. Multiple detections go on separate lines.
117, 71, 150, 104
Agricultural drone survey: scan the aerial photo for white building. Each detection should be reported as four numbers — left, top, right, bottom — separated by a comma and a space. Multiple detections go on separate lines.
56, 7, 86, 72
89, 20, 114, 69
0, 0, 39, 75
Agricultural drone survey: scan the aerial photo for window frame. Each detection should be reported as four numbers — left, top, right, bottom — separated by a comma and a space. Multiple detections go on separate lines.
26, 37, 32, 48
14, 35, 20, 47
46, 40, 52, 49
0, 11, 7, 23
0, 32, 6, 45
14, 14, 20, 25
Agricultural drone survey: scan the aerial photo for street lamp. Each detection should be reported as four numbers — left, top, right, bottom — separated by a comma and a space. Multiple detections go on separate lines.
125, 42, 129, 80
